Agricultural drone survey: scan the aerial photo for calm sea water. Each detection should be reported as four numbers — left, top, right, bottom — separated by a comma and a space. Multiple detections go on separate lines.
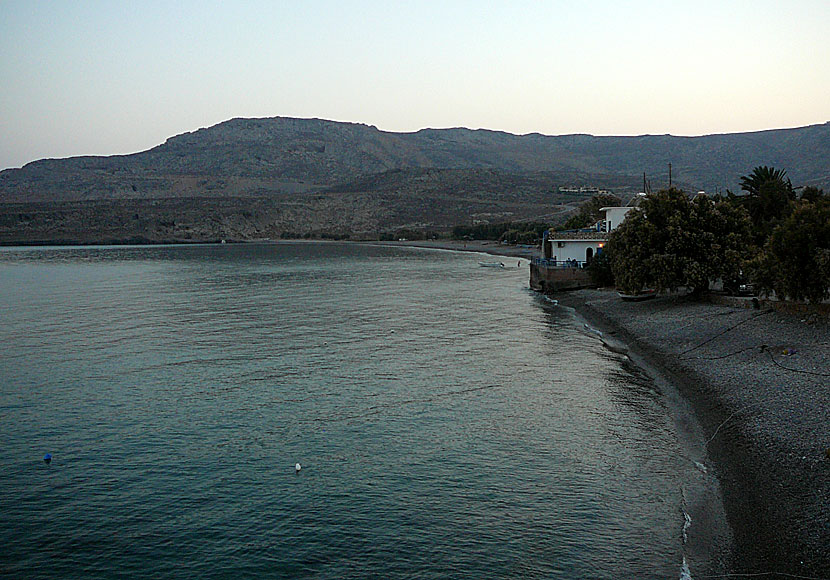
1, 242, 699, 578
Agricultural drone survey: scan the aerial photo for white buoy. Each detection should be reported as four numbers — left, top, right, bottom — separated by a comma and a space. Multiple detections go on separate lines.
295, 463, 301, 473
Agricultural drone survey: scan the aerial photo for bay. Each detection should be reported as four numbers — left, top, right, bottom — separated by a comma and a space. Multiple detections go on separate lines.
0, 242, 693, 578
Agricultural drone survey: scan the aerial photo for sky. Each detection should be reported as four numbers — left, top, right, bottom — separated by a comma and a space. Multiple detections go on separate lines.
1, 0, 828, 170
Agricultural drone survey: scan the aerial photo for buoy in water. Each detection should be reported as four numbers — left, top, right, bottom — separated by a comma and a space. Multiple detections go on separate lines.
295, 463, 301, 474
43, 454, 52, 464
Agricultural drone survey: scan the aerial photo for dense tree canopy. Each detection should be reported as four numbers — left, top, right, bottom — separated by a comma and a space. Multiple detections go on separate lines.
593, 167, 826, 304
800, 186, 825, 203
451, 221, 548, 242
607, 188, 752, 295
751, 199, 830, 304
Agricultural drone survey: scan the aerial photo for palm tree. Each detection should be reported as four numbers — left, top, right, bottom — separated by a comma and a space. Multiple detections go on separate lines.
739, 166, 790, 196
736, 166, 796, 243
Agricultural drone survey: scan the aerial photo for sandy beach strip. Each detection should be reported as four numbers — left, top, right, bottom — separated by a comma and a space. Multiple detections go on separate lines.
374, 239, 539, 260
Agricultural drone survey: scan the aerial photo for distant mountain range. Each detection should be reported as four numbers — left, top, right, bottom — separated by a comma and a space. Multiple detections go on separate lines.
1, 117, 828, 244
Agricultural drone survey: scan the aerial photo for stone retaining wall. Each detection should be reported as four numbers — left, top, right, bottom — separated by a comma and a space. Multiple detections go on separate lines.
529, 262, 595, 293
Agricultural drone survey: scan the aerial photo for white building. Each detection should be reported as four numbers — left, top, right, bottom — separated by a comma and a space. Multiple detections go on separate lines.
542, 230, 608, 264
541, 204, 638, 266
600, 206, 635, 232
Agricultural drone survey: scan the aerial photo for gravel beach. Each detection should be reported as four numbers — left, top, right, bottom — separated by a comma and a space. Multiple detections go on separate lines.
557, 289, 829, 577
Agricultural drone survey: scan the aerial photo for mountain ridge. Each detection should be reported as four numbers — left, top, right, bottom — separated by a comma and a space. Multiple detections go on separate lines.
1, 117, 828, 243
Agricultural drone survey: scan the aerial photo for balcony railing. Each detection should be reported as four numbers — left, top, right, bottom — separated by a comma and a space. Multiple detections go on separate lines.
533, 258, 588, 269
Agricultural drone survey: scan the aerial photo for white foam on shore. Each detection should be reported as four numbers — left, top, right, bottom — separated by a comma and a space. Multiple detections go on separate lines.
679, 556, 693, 580
683, 509, 692, 544
680, 487, 693, 578
583, 322, 603, 337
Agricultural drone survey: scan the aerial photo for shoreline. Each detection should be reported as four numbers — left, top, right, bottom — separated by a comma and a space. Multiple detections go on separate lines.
371, 239, 540, 260
0, 237, 539, 258
396, 238, 829, 575
557, 289, 829, 577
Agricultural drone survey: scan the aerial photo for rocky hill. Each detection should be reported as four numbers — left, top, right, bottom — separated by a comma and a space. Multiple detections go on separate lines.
1, 117, 828, 244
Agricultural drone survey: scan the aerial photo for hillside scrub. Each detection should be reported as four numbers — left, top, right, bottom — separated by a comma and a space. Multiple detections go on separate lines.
451, 221, 548, 242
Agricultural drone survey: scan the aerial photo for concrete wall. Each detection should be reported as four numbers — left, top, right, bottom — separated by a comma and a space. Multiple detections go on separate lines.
530, 262, 595, 293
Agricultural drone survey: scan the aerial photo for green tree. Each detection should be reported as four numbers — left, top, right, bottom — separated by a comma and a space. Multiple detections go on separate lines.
800, 186, 825, 203
751, 199, 830, 304
452, 221, 549, 242
607, 188, 752, 295
563, 193, 622, 230
562, 212, 593, 230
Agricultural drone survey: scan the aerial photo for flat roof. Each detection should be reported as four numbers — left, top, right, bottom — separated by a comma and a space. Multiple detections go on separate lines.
547, 231, 609, 241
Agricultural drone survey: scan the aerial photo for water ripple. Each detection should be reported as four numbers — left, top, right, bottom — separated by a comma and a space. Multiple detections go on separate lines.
1, 243, 688, 579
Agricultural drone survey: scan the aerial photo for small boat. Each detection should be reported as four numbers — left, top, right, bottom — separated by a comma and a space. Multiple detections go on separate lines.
479, 261, 505, 268
617, 289, 656, 301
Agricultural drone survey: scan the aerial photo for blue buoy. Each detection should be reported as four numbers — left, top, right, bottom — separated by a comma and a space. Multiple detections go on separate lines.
43, 453, 52, 464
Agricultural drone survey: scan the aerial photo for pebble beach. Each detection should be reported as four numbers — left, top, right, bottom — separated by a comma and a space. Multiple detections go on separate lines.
558, 289, 829, 577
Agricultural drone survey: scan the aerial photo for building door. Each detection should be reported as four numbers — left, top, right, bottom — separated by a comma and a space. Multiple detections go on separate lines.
586, 247, 594, 263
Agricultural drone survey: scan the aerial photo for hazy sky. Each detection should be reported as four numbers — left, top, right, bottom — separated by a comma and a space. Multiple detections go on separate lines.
1, 0, 828, 170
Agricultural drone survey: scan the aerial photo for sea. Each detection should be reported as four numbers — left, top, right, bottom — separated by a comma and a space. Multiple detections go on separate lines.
0, 242, 716, 579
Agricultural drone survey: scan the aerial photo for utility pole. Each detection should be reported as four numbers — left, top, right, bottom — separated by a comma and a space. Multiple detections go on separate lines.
668, 163, 672, 187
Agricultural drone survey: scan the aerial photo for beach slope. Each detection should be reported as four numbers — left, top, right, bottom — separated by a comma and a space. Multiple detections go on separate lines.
559, 289, 829, 576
